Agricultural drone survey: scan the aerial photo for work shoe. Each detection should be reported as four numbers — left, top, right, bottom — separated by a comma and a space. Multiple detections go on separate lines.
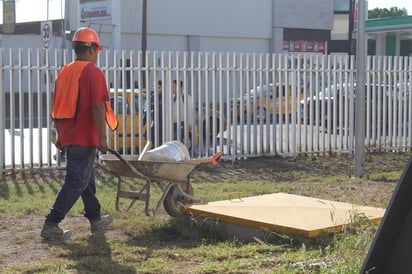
41, 223, 72, 241
90, 214, 113, 233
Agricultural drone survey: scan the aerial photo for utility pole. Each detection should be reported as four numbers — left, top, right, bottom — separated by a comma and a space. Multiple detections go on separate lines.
61, 0, 66, 66
354, 0, 366, 177
141, 0, 147, 89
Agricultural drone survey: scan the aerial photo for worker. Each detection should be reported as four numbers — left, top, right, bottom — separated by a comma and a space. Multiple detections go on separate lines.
41, 27, 118, 240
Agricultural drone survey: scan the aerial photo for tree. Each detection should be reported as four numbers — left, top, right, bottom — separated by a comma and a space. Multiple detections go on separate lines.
368, 7, 408, 19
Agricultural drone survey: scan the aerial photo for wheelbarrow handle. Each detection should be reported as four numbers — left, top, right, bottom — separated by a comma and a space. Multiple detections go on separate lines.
107, 148, 149, 180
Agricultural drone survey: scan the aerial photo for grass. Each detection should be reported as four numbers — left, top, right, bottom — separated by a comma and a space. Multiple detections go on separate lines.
0, 152, 407, 273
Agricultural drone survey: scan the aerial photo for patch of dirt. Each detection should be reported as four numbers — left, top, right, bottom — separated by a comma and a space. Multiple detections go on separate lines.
0, 153, 410, 270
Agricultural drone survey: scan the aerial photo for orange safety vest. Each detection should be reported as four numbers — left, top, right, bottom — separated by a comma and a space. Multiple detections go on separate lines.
51, 61, 118, 131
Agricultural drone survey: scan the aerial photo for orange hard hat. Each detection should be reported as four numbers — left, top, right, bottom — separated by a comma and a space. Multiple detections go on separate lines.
71, 27, 102, 51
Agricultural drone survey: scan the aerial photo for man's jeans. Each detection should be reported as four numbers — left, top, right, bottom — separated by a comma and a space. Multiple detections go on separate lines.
45, 145, 101, 224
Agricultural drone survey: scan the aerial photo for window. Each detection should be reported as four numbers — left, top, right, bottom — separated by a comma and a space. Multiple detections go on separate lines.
110, 96, 128, 114
133, 95, 147, 113
331, 14, 350, 40
334, 0, 350, 12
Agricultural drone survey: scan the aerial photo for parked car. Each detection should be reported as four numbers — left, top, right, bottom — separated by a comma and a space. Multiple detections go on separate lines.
197, 104, 227, 142
110, 89, 226, 152
300, 82, 409, 133
300, 83, 355, 127
370, 82, 410, 135
235, 83, 305, 123
109, 89, 148, 152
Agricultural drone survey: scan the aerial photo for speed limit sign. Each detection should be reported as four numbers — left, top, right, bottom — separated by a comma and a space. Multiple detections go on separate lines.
41, 21, 52, 49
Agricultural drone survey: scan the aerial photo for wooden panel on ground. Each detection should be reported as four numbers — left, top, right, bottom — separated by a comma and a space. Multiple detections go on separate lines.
182, 192, 385, 238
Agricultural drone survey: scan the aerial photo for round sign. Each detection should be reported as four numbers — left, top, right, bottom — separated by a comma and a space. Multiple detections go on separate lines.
42, 23, 51, 48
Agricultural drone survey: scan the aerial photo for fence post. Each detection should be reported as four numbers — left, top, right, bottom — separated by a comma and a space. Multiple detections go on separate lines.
0, 48, 4, 173
354, 0, 366, 177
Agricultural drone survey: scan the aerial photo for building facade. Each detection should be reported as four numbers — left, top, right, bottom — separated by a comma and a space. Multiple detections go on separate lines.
3, 0, 410, 57
69, 0, 342, 54
2, 0, 355, 55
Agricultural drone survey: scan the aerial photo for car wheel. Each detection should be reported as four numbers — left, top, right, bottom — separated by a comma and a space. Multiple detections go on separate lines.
256, 107, 266, 123
203, 117, 220, 142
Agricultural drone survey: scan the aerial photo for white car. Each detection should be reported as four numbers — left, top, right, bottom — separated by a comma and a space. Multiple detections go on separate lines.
300, 83, 356, 127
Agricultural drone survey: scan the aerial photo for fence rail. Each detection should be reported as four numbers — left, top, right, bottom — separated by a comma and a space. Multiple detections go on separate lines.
1, 48, 411, 172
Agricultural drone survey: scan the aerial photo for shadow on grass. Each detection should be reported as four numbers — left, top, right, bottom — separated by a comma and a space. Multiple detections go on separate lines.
49, 233, 137, 274
0, 168, 118, 200
0, 169, 64, 199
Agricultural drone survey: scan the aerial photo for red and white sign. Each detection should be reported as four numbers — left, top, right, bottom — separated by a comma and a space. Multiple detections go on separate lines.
80, 0, 112, 21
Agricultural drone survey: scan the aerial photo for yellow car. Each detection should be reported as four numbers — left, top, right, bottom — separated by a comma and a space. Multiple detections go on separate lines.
236, 83, 305, 123
109, 89, 199, 153
109, 89, 148, 153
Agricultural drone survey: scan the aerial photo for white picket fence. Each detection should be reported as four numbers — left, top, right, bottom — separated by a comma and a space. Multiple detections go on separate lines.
1, 48, 411, 171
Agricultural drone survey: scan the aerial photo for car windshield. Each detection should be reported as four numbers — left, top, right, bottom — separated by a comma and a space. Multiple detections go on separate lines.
322, 86, 334, 97
110, 94, 147, 114
133, 95, 147, 113
318, 85, 344, 97
245, 85, 272, 97
110, 96, 127, 114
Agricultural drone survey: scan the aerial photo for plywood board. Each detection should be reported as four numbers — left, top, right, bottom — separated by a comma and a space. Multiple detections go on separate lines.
182, 192, 385, 238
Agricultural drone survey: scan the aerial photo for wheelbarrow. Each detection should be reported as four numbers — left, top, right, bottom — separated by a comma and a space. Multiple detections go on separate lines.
99, 147, 222, 217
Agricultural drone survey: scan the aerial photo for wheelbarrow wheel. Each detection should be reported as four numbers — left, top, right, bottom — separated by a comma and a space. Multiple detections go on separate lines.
163, 183, 194, 217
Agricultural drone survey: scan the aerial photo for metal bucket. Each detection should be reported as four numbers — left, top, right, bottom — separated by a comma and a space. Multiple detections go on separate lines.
140, 141, 190, 162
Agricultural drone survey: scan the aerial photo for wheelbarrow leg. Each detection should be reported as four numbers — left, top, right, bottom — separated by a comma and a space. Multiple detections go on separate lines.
115, 175, 151, 213
143, 181, 151, 216
115, 176, 138, 212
